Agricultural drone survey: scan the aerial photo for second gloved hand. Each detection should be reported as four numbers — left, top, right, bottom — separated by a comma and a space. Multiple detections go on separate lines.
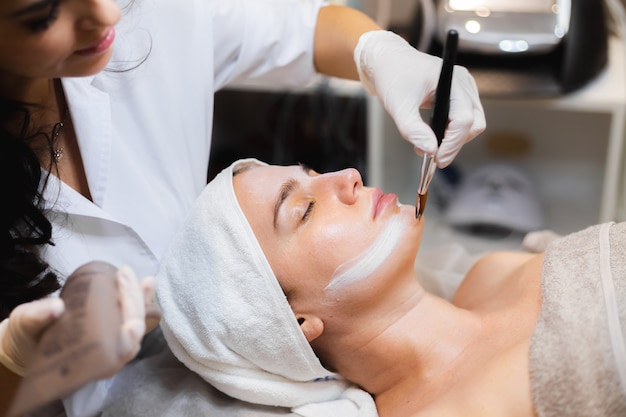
354, 30, 486, 167
0, 265, 158, 379
0, 298, 65, 376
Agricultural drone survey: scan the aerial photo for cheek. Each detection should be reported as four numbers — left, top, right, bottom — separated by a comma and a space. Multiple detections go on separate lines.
274, 221, 375, 292
309, 221, 375, 275
0, 39, 64, 77
11, 22, 82, 75
324, 217, 407, 293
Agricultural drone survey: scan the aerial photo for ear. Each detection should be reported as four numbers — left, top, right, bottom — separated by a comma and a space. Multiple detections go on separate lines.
296, 314, 324, 342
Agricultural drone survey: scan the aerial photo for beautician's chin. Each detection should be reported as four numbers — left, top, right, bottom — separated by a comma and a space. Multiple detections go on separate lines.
70, 28, 116, 76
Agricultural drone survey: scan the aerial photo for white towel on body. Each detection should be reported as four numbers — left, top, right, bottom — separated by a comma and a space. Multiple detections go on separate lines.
156, 158, 377, 417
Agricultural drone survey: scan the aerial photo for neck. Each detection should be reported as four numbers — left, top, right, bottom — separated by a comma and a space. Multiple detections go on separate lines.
0, 74, 54, 106
323, 289, 485, 397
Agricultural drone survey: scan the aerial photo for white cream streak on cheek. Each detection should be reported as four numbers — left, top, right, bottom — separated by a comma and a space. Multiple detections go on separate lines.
324, 217, 405, 292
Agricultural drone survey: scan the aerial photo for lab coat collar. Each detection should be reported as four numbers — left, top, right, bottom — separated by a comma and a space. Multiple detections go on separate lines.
60, 76, 111, 209
40, 172, 120, 223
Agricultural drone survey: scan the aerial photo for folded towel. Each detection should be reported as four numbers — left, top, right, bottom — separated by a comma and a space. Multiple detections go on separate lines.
156, 158, 377, 416
293, 387, 377, 417
530, 222, 626, 417
100, 331, 296, 416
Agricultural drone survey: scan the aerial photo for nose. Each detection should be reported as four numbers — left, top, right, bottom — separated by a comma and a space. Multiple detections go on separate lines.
318, 168, 362, 204
76, 0, 121, 31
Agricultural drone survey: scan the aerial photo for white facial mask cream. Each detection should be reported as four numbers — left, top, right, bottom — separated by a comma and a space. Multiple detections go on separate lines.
324, 216, 406, 292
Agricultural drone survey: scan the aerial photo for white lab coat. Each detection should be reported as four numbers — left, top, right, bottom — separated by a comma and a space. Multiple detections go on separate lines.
40, 0, 326, 415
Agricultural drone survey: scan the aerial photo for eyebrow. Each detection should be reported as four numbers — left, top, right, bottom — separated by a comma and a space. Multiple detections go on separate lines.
272, 164, 312, 230
9, 0, 52, 18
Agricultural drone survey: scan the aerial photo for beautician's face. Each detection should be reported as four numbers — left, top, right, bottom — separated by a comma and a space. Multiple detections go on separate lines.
233, 164, 423, 307
0, 0, 121, 81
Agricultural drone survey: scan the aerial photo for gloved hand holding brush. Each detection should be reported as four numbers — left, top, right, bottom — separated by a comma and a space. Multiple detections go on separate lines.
354, 30, 486, 167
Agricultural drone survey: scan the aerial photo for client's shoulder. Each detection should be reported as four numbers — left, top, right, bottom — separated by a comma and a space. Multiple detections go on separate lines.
471, 251, 538, 275
452, 251, 542, 310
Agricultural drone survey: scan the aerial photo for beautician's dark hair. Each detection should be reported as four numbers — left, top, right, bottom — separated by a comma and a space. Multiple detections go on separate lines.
0, 100, 60, 321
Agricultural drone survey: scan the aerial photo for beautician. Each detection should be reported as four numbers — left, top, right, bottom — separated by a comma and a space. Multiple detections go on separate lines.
0, 0, 485, 415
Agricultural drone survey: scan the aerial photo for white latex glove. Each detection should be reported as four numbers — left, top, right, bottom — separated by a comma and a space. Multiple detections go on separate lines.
0, 297, 65, 376
355, 30, 486, 167
114, 265, 150, 370
0, 265, 156, 378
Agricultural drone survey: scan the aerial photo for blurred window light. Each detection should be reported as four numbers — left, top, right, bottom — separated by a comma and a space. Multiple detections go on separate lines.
498, 40, 529, 53
465, 20, 481, 34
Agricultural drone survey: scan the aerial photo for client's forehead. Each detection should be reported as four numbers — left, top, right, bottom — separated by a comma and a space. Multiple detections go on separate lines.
233, 164, 310, 237
233, 165, 302, 193
233, 165, 293, 213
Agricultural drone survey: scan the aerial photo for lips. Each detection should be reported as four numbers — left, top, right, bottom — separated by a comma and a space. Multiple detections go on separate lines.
372, 188, 397, 219
76, 28, 115, 56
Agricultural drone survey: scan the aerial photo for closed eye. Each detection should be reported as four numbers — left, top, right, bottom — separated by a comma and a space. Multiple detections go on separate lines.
302, 201, 315, 222
21, 1, 61, 33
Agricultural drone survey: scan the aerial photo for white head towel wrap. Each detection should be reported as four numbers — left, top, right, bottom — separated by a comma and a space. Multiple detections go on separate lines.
156, 159, 377, 417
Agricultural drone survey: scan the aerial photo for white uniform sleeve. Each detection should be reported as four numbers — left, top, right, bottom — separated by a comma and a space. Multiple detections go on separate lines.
210, 0, 328, 90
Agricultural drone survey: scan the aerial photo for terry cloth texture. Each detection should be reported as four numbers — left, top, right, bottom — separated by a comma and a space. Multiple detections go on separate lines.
102, 328, 297, 417
530, 221, 626, 417
156, 158, 377, 417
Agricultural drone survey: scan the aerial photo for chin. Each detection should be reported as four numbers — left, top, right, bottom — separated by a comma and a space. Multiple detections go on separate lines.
397, 204, 421, 228
67, 52, 114, 76
393, 209, 422, 253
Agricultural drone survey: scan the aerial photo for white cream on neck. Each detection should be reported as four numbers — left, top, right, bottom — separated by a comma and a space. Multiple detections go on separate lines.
324, 216, 406, 292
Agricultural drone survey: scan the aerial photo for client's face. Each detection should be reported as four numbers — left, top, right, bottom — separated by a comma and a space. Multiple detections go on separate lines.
233, 163, 423, 309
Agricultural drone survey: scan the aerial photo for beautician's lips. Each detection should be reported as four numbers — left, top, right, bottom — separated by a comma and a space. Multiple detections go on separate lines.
372, 188, 397, 219
75, 28, 115, 56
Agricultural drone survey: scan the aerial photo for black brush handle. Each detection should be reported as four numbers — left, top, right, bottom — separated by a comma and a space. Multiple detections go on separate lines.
429, 30, 459, 145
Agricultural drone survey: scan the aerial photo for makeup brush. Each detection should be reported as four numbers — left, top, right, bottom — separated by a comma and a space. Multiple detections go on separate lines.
416, 29, 459, 219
